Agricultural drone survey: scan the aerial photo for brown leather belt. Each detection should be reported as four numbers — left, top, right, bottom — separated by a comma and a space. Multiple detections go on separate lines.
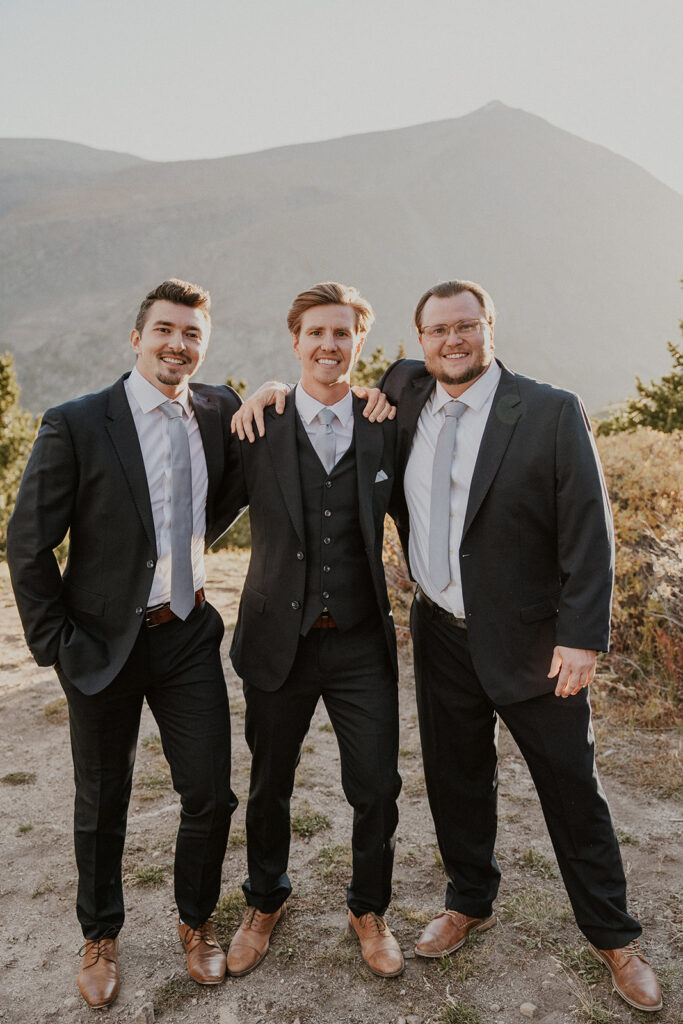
145, 588, 205, 628
415, 586, 467, 630
311, 612, 338, 629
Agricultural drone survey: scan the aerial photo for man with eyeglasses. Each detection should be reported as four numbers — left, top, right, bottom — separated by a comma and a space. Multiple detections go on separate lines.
378, 279, 662, 1013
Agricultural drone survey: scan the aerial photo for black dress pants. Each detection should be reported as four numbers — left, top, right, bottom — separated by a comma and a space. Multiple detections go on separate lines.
411, 596, 641, 949
57, 600, 237, 939
242, 617, 401, 916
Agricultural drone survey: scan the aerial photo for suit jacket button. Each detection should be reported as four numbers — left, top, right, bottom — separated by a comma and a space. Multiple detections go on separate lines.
146, 560, 155, 569
323, 509, 332, 517
325, 481, 332, 488
291, 600, 301, 610
322, 591, 330, 600
296, 551, 304, 560
323, 537, 331, 545
135, 606, 144, 615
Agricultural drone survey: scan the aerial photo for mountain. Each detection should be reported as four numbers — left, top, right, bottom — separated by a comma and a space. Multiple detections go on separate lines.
0, 139, 147, 218
1, 104, 681, 412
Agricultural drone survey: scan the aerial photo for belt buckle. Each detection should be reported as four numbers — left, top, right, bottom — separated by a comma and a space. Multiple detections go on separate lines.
144, 602, 168, 628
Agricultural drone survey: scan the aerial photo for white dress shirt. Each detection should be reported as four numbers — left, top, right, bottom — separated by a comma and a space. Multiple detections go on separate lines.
404, 360, 501, 617
124, 366, 209, 607
295, 382, 354, 466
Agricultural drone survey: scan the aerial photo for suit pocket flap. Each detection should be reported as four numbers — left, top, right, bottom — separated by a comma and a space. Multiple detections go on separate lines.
520, 597, 559, 623
64, 583, 106, 617
243, 584, 266, 613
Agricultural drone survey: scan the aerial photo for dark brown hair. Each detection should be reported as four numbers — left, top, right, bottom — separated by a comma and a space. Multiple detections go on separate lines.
134, 279, 211, 333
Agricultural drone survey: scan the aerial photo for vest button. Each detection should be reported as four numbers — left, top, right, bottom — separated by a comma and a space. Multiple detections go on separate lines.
323, 537, 331, 545
291, 600, 301, 610
296, 551, 304, 560
322, 591, 330, 600
135, 606, 144, 616
323, 565, 331, 572
146, 560, 155, 569
325, 480, 332, 488
324, 509, 332, 517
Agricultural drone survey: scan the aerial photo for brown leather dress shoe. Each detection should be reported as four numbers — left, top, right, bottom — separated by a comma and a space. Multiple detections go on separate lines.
348, 911, 405, 978
226, 904, 286, 977
589, 940, 663, 1012
178, 920, 226, 985
415, 909, 496, 957
77, 936, 120, 1008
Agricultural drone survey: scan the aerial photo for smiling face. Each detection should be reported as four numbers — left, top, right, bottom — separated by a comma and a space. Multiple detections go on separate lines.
292, 304, 365, 404
130, 299, 210, 398
418, 291, 495, 397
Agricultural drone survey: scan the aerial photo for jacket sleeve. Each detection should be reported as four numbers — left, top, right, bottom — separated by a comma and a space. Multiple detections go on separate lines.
6, 408, 75, 666
554, 394, 614, 651
206, 388, 249, 546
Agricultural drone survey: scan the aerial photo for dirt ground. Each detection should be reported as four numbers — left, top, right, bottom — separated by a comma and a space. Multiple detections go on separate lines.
0, 551, 680, 1024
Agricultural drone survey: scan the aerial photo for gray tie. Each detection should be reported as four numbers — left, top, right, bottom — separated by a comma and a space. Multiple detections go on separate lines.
313, 407, 337, 474
158, 401, 195, 619
429, 400, 467, 592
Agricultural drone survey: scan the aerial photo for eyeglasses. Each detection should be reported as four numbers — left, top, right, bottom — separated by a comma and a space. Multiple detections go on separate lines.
420, 319, 490, 340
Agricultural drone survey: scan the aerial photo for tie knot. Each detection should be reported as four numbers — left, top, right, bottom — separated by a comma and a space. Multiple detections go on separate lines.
318, 407, 336, 427
160, 400, 184, 420
444, 400, 467, 421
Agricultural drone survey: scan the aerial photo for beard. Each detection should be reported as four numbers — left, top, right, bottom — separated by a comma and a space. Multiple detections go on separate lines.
425, 348, 493, 388
155, 357, 191, 387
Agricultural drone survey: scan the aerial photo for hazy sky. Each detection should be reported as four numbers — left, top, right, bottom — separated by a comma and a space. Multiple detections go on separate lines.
2, 0, 681, 193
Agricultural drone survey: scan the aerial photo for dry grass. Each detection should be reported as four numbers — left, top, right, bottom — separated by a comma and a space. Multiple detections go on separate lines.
43, 696, 68, 723
128, 865, 166, 887
500, 887, 572, 946
291, 806, 331, 838
1, 771, 35, 785
597, 429, 682, 727
213, 888, 246, 946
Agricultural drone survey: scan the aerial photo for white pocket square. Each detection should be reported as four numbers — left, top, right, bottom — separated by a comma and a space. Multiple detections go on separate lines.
375, 469, 388, 483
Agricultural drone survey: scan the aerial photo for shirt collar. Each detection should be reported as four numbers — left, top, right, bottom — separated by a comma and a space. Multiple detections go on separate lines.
432, 359, 501, 414
295, 382, 354, 427
128, 365, 193, 416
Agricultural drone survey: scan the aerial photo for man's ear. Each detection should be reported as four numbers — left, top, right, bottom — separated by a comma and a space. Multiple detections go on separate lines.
291, 333, 302, 361
130, 329, 141, 356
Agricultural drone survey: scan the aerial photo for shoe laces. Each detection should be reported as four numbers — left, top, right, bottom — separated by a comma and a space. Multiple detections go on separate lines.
183, 921, 217, 948
622, 939, 646, 960
358, 912, 387, 934
243, 907, 275, 932
78, 933, 117, 964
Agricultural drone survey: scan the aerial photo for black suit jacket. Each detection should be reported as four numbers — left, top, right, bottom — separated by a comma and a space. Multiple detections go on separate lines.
229, 393, 398, 690
380, 358, 614, 704
7, 373, 245, 695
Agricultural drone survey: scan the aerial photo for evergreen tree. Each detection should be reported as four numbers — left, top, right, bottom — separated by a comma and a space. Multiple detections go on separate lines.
351, 342, 406, 388
598, 337, 683, 435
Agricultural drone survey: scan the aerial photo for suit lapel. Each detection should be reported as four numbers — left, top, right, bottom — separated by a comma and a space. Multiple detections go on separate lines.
398, 372, 434, 470
463, 363, 523, 536
266, 396, 305, 545
191, 387, 225, 525
105, 376, 156, 550
352, 396, 384, 551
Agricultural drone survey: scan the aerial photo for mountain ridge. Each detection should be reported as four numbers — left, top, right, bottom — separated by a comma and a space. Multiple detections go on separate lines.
2, 103, 681, 412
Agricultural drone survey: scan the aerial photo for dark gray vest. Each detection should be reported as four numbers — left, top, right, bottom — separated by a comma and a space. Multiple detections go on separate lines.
296, 415, 377, 634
